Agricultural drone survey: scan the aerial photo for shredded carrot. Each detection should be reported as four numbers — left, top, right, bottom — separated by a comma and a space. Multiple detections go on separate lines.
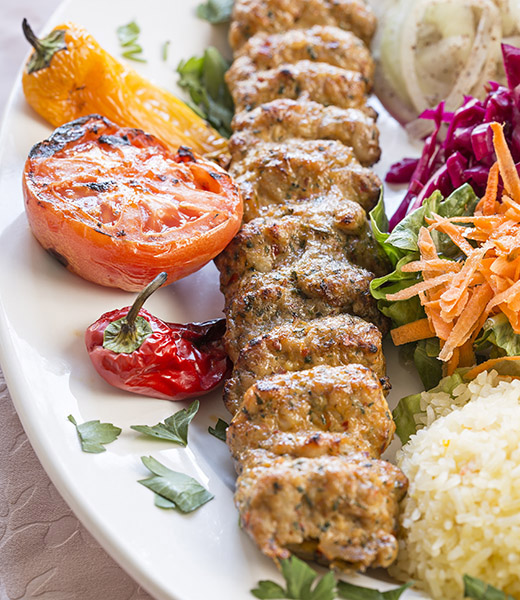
490, 123, 520, 202
458, 339, 476, 368
385, 121, 520, 373
464, 356, 520, 380
390, 319, 434, 346
475, 162, 500, 215
401, 259, 461, 273
386, 273, 453, 301
438, 284, 494, 361
427, 214, 475, 255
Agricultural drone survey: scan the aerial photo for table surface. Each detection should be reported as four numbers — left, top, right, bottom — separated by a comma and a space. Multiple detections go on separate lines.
0, 2, 154, 598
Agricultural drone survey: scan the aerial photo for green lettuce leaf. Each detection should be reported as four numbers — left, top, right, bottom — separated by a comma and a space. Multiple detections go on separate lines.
393, 370, 466, 444
387, 184, 478, 257
413, 338, 443, 390
474, 314, 520, 357
369, 192, 405, 266
463, 575, 515, 600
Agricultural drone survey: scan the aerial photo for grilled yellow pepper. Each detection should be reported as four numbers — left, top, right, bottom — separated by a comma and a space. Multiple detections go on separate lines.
21, 19, 227, 156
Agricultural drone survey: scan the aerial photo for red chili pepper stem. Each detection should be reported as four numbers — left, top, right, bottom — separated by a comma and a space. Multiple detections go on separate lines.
124, 271, 168, 331
102, 271, 168, 354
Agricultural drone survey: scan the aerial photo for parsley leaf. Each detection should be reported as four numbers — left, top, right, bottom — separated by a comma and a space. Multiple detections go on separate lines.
336, 580, 413, 599
463, 575, 515, 600
116, 21, 146, 62
139, 456, 214, 513
67, 415, 121, 453
196, 0, 234, 24
208, 417, 229, 442
177, 47, 234, 137
131, 400, 199, 446
251, 557, 335, 600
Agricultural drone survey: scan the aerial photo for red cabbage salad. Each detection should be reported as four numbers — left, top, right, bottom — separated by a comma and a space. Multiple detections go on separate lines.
386, 43, 520, 231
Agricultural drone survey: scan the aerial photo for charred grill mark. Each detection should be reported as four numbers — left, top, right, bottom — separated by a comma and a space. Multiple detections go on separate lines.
98, 134, 131, 146
84, 180, 116, 192
177, 146, 196, 162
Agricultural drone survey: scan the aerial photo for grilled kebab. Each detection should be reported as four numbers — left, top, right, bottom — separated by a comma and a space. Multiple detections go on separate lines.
215, 0, 407, 573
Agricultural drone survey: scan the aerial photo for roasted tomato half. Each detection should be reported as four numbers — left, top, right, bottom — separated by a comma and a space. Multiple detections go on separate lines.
22, 115, 242, 291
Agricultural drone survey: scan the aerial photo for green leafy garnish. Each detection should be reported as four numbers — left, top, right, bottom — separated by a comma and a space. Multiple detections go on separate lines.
162, 40, 170, 62
251, 557, 414, 600
67, 415, 121, 453
131, 400, 199, 445
196, 0, 234, 23
139, 456, 213, 513
177, 47, 234, 137
116, 21, 146, 62
336, 580, 413, 599
208, 417, 229, 442
463, 575, 515, 600
251, 557, 336, 600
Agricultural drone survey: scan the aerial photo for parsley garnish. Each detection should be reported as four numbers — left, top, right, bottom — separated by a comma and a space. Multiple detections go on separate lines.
251, 556, 413, 600
196, 0, 234, 24
139, 456, 213, 513
67, 415, 121, 453
208, 417, 229, 442
177, 47, 234, 137
336, 580, 413, 599
252, 557, 335, 600
116, 21, 146, 62
131, 400, 199, 446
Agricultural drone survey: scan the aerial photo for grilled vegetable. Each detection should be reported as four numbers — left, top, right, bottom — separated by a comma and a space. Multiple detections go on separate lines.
22, 115, 242, 291
21, 19, 227, 157
85, 273, 230, 401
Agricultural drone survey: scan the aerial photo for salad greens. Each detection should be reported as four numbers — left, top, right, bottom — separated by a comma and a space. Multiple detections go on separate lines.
67, 415, 121, 453
116, 21, 146, 62
177, 47, 234, 137
196, 0, 234, 24
463, 575, 516, 600
370, 184, 478, 389
392, 371, 466, 444
130, 400, 199, 445
139, 456, 213, 513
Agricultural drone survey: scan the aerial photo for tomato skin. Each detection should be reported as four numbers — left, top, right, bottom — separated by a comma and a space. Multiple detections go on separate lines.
85, 308, 230, 401
22, 115, 242, 291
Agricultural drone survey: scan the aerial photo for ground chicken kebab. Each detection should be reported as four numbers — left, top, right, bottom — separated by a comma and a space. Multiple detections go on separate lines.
214, 0, 408, 572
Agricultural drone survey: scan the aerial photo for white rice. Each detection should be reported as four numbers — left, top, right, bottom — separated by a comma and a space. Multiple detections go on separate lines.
389, 371, 520, 599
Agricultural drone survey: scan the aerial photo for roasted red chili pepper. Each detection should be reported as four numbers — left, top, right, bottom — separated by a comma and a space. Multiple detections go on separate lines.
85, 272, 230, 400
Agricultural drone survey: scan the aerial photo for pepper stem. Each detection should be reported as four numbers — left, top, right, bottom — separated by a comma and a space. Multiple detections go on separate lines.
22, 19, 43, 53
102, 272, 168, 354
22, 18, 68, 75
123, 272, 168, 331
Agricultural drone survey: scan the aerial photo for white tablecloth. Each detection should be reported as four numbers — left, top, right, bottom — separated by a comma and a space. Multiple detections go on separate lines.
0, 2, 154, 598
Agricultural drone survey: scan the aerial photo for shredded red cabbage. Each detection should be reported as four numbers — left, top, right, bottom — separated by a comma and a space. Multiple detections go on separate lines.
387, 43, 520, 231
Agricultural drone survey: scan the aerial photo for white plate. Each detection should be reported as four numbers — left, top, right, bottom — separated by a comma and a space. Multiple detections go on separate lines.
0, 1, 427, 599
